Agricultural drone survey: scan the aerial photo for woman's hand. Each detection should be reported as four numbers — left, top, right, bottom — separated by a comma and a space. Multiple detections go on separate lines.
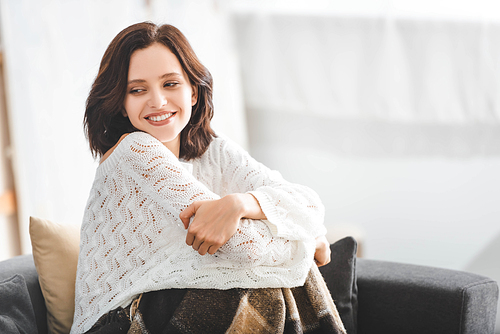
179, 193, 266, 255
314, 235, 331, 267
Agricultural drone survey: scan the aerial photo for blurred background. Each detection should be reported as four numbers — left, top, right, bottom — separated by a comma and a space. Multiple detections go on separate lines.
0, 0, 499, 328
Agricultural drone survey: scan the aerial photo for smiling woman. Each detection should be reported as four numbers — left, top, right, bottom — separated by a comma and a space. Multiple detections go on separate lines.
84, 23, 215, 162
73, 22, 343, 334
123, 43, 197, 157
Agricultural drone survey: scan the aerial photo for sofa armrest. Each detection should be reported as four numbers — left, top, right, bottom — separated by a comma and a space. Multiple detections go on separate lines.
0, 254, 47, 334
356, 258, 499, 334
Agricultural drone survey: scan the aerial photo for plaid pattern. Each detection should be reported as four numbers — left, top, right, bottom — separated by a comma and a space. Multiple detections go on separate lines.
86, 265, 346, 334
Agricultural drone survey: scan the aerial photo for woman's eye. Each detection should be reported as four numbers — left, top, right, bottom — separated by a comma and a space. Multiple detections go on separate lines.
164, 82, 179, 88
129, 88, 145, 94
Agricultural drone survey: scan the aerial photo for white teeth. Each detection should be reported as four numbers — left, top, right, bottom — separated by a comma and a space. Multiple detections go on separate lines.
149, 113, 173, 122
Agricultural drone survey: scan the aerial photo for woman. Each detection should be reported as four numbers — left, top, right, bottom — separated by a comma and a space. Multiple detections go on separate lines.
71, 22, 344, 334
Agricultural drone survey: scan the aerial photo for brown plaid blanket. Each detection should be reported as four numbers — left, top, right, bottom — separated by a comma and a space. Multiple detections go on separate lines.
86, 265, 346, 334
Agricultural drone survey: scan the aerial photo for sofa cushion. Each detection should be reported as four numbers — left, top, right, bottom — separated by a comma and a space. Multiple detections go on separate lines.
29, 216, 80, 334
0, 254, 47, 334
319, 236, 358, 334
0, 274, 37, 334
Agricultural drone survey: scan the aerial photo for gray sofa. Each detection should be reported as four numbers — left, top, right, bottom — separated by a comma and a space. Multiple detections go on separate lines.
0, 242, 498, 334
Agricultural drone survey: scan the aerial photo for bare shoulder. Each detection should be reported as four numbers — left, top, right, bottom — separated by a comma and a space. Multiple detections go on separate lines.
99, 133, 130, 165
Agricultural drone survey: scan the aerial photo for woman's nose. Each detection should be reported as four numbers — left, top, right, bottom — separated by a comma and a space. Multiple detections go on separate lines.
148, 90, 167, 109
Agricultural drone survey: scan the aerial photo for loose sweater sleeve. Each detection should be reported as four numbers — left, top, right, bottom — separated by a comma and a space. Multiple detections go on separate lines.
115, 132, 311, 268
209, 136, 326, 241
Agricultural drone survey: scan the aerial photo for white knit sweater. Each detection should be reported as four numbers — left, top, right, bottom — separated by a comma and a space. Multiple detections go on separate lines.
71, 132, 326, 334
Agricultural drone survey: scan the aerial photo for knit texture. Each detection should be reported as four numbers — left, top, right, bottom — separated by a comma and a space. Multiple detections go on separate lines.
71, 132, 326, 334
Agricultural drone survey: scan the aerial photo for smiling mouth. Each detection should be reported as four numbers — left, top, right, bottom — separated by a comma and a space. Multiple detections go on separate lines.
146, 112, 176, 122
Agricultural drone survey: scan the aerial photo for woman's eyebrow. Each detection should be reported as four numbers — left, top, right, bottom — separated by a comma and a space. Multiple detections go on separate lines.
127, 79, 146, 85
159, 72, 183, 80
127, 72, 183, 85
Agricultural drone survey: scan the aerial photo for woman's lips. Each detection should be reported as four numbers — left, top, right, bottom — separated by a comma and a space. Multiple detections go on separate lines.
145, 111, 177, 125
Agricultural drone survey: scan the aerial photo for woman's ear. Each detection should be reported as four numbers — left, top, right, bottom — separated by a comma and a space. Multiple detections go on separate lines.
191, 86, 198, 106
121, 108, 128, 117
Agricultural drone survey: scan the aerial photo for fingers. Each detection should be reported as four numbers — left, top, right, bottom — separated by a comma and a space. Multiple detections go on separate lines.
207, 245, 217, 255
314, 235, 331, 267
182, 198, 241, 256
186, 221, 225, 255
179, 203, 197, 229
315, 256, 331, 267
186, 234, 223, 256
196, 241, 211, 256
186, 230, 195, 246
191, 234, 205, 252
314, 253, 330, 267
199, 243, 222, 256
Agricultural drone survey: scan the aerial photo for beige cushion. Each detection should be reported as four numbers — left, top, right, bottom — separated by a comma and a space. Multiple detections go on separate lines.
29, 216, 80, 334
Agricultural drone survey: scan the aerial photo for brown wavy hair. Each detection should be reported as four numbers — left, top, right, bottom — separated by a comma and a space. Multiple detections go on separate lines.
84, 22, 215, 160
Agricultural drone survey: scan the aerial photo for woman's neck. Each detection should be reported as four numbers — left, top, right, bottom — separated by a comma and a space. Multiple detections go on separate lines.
162, 136, 180, 158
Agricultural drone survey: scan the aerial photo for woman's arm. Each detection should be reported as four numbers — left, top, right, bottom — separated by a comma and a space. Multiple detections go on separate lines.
179, 194, 329, 267
213, 135, 327, 242
178, 135, 329, 264
122, 132, 312, 264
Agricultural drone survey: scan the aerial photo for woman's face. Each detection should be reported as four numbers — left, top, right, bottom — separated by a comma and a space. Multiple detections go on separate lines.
124, 43, 197, 157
